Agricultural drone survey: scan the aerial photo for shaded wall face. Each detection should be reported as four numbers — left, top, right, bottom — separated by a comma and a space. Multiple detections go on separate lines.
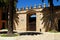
0, 8, 2, 20
0, 8, 2, 29
0, 8, 7, 29
58, 20, 60, 31
57, 11, 60, 31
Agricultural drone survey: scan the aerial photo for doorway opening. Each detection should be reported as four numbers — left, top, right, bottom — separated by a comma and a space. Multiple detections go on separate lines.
58, 20, 60, 31
27, 14, 36, 31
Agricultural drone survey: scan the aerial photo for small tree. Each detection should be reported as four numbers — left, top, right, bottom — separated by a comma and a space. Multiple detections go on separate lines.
0, 0, 18, 35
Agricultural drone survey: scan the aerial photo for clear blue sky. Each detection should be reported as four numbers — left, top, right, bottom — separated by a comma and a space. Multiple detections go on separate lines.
17, 0, 60, 8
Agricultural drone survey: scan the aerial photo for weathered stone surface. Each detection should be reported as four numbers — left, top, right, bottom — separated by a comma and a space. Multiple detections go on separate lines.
15, 14, 27, 32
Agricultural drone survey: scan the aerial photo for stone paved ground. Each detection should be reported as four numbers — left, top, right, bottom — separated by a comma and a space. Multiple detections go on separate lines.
0, 32, 60, 40
16, 32, 60, 40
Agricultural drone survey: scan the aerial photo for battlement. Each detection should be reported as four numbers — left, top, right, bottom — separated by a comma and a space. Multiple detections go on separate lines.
16, 3, 50, 11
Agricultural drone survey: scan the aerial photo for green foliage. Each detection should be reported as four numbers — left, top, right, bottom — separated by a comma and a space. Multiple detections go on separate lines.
41, 8, 58, 31
0, 34, 19, 37
0, 0, 18, 35
0, 0, 5, 7
49, 29, 58, 33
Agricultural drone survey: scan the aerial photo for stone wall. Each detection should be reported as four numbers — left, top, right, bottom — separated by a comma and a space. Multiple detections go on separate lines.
15, 14, 27, 32
36, 12, 45, 32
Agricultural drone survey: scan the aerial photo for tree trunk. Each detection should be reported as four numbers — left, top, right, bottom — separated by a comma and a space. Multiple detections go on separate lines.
7, 0, 14, 35
49, 0, 57, 31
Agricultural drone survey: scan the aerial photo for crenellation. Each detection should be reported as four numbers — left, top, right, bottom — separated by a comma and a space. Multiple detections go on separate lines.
29, 5, 33, 9
34, 4, 37, 9
16, 8, 18, 11
38, 4, 42, 8
20, 7, 25, 11
48, 3, 50, 7
43, 3, 46, 8
20, 8, 23, 11
26, 6, 29, 10
18, 4, 43, 11
22, 7, 25, 10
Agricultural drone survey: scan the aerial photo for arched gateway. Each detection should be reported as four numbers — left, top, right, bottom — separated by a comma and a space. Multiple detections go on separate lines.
15, 4, 60, 32
15, 5, 45, 32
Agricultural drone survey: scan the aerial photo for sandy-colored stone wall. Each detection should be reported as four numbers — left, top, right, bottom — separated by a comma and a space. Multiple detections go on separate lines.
36, 12, 45, 32
15, 14, 27, 32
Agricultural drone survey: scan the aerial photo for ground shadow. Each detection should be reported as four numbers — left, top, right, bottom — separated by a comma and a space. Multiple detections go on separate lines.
0, 31, 17, 34
19, 32, 43, 35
